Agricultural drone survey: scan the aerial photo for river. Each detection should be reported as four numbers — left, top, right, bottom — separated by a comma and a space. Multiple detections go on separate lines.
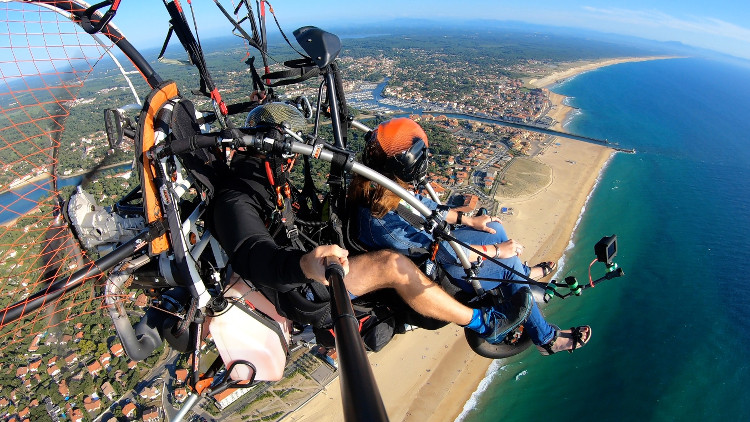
0, 163, 133, 225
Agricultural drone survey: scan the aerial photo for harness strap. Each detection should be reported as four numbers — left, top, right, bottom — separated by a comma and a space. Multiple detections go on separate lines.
395, 203, 427, 228
247, 56, 265, 93
263, 66, 320, 87
395, 203, 443, 261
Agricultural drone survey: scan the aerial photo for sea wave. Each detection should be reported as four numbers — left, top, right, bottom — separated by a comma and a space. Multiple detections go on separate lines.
454, 360, 510, 422
562, 108, 582, 130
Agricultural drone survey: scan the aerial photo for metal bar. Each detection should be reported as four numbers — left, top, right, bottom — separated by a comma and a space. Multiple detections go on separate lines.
0, 228, 153, 326
326, 260, 388, 422
172, 393, 200, 422
324, 71, 345, 148
350, 119, 371, 133
423, 182, 441, 204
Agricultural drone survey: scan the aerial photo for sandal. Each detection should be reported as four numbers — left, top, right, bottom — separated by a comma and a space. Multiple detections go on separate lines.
537, 325, 592, 356
535, 261, 557, 277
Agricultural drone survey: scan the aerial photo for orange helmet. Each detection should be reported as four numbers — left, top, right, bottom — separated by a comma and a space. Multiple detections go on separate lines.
363, 118, 429, 182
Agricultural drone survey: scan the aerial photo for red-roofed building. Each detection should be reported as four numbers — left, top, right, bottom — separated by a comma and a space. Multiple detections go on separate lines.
65, 352, 78, 366
122, 402, 137, 418
173, 388, 188, 403
59, 380, 70, 397
135, 294, 149, 307
69, 408, 84, 422
47, 365, 60, 377
48, 356, 58, 367
453, 194, 479, 214
110, 343, 124, 357
18, 407, 29, 419
15, 367, 27, 378
127, 360, 137, 370
212, 381, 253, 410
142, 407, 161, 422
87, 360, 102, 377
83, 396, 101, 412
99, 353, 111, 367
28, 334, 42, 353
101, 381, 116, 400
174, 368, 188, 385
28, 360, 41, 372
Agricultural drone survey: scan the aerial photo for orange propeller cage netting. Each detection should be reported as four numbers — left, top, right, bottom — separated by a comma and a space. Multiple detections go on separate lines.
0, 2, 145, 354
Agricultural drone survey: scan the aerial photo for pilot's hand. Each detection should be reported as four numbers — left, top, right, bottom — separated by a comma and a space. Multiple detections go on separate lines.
300, 244, 350, 285
250, 90, 267, 103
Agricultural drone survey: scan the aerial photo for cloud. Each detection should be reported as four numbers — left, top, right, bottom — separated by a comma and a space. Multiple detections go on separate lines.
581, 7, 750, 42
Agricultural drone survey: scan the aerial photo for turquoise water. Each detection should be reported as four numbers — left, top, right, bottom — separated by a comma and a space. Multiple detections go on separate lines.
459, 58, 750, 421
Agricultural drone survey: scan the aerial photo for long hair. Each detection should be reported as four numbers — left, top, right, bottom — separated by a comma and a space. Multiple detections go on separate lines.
348, 174, 409, 219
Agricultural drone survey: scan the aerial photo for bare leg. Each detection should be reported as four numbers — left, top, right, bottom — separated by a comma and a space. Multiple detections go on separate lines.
346, 250, 473, 326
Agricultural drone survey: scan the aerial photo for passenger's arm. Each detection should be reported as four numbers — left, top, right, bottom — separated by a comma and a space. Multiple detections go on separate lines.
465, 240, 522, 262
447, 212, 501, 234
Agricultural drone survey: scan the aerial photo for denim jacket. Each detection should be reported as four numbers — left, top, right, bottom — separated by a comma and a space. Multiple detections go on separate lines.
356, 194, 467, 266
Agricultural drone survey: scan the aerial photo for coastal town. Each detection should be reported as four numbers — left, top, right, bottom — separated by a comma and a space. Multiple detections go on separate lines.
0, 26, 636, 422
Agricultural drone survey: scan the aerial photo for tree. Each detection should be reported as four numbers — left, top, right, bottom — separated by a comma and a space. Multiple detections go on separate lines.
78, 339, 96, 356
97, 342, 109, 358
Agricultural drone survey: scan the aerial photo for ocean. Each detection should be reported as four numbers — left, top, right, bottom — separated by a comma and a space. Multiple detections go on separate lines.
458, 57, 750, 421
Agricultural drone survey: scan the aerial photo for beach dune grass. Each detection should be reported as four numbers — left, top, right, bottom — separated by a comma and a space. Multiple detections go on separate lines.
495, 158, 552, 198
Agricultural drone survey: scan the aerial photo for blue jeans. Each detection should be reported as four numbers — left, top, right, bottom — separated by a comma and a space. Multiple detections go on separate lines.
441, 222, 555, 345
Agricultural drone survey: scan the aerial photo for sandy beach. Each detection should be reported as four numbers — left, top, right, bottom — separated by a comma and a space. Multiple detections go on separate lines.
526, 56, 679, 89
286, 57, 662, 422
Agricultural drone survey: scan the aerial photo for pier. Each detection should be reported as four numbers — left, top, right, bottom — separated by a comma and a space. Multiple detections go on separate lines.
423, 111, 636, 153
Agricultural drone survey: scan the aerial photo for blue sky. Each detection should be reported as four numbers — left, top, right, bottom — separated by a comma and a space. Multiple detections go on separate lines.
108, 0, 750, 60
